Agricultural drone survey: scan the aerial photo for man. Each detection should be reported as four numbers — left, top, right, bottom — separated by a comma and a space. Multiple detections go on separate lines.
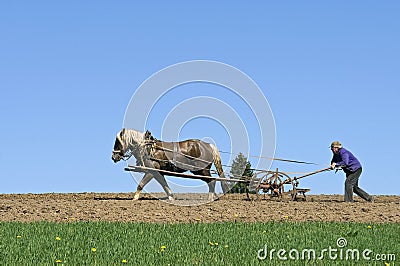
330, 141, 373, 202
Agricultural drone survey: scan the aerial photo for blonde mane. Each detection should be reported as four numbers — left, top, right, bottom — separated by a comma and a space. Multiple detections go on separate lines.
120, 129, 145, 151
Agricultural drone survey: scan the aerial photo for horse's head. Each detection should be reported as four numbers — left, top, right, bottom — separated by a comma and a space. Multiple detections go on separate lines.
112, 128, 126, 163
111, 128, 145, 163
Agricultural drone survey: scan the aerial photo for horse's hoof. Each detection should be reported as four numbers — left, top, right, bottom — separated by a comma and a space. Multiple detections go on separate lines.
133, 194, 140, 201
168, 196, 175, 201
208, 193, 219, 201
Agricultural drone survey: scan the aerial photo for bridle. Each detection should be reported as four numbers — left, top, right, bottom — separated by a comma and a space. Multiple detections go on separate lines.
121, 150, 134, 161
113, 139, 155, 162
113, 149, 134, 161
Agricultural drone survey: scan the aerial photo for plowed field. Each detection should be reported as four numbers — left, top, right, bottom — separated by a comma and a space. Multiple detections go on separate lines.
1, 193, 399, 223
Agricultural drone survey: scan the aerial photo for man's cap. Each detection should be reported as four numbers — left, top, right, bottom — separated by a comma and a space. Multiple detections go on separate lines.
330, 141, 342, 148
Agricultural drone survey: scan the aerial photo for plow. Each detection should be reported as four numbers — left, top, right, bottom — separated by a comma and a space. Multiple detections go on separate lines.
249, 167, 331, 201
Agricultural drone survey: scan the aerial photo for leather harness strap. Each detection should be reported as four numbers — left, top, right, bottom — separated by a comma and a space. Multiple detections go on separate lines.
173, 142, 178, 165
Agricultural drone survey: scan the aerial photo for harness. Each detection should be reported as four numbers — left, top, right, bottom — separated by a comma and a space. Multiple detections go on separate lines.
121, 131, 215, 172
121, 139, 154, 162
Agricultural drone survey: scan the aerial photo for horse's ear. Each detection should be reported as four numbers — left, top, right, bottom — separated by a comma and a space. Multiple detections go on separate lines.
144, 130, 151, 138
120, 128, 126, 138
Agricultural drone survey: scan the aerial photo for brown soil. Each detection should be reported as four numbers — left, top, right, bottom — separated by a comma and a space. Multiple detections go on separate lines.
0, 193, 399, 223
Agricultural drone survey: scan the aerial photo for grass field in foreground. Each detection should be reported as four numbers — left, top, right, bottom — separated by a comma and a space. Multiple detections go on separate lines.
0, 221, 398, 265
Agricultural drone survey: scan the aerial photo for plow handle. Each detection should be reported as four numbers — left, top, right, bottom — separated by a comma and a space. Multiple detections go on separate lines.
294, 167, 332, 180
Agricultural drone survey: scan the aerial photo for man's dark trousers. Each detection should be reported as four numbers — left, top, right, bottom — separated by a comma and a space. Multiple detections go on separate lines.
344, 168, 371, 202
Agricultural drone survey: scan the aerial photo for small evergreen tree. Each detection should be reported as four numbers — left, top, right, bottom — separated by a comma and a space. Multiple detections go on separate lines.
229, 152, 253, 193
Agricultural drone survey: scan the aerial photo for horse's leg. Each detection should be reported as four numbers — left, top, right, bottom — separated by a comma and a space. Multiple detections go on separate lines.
193, 168, 217, 201
133, 173, 153, 201
153, 173, 174, 201
207, 179, 217, 201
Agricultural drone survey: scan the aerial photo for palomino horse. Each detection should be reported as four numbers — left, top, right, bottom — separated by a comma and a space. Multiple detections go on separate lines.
111, 128, 229, 201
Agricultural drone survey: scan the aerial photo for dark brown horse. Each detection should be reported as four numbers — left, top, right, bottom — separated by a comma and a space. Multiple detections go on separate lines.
112, 128, 229, 201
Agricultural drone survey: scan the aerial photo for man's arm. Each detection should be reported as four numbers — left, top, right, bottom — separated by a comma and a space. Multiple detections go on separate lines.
331, 155, 337, 169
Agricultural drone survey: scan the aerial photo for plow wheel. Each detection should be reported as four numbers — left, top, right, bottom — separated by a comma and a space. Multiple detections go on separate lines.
249, 168, 293, 200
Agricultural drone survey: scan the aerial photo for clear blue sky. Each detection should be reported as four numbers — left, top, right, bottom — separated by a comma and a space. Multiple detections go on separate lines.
1, 1, 399, 195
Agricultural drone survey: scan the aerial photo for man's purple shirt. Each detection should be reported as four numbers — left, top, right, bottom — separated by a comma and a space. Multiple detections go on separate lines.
331, 147, 362, 172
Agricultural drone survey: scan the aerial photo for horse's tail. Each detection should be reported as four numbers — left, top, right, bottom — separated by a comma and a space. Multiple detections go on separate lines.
210, 144, 230, 193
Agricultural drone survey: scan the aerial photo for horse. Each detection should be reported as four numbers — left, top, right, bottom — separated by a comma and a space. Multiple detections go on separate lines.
111, 128, 229, 201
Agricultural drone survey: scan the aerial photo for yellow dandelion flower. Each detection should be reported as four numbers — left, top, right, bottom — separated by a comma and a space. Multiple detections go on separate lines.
215, 242, 219, 246
16, 235, 22, 239
234, 214, 238, 218
55, 237, 61, 241
91, 247, 97, 252
385, 262, 390, 266
224, 245, 229, 248
209, 241, 214, 246
367, 225, 372, 229
55, 260, 62, 263
122, 259, 127, 263
283, 215, 289, 219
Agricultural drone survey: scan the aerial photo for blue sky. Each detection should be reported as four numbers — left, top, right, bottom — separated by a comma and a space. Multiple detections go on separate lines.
1, 1, 399, 195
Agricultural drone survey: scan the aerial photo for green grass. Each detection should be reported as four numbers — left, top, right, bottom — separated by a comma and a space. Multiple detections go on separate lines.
0, 221, 398, 265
